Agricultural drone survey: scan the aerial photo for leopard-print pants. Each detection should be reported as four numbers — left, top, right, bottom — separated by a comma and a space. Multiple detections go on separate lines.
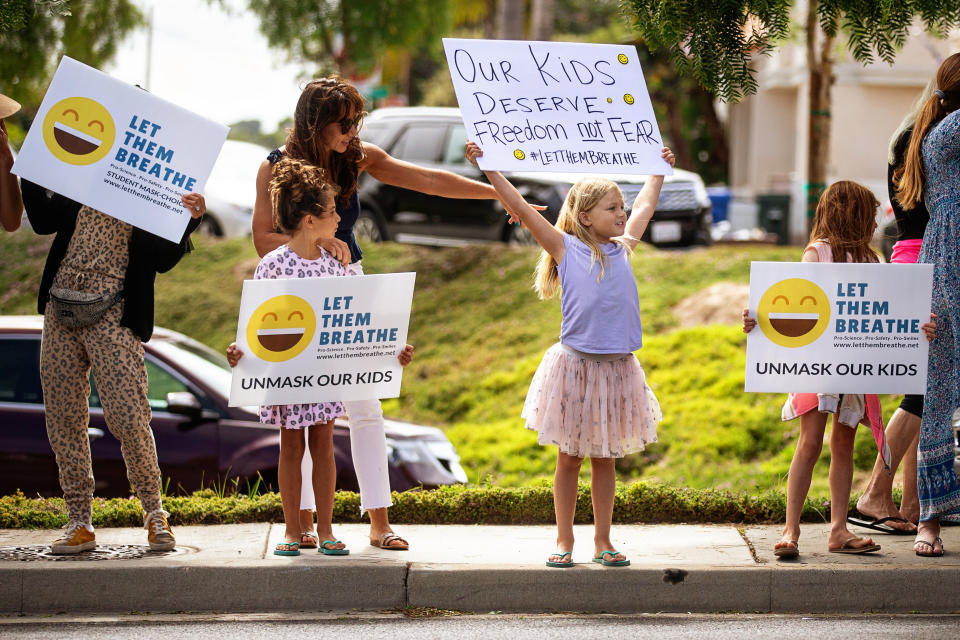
40, 302, 161, 524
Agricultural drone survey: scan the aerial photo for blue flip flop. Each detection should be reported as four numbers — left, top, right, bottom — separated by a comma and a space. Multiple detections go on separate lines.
545, 551, 574, 568
273, 541, 300, 556
319, 539, 349, 555
592, 550, 630, 566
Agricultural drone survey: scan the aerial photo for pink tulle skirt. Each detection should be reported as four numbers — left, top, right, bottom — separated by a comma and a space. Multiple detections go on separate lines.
521, 343, 661, 458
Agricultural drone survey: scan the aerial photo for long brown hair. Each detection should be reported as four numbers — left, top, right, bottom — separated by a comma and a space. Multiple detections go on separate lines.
534, 178, 630, 299
894, 52, 960, 209
808, 180, 879, 264
284, 76, 365, 206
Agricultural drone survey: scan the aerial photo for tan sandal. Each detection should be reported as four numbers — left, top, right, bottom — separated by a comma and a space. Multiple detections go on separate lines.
299, 531, 319, 549
370, 531, 409, 550
828, 536, 880, 554
773, 539, 799, 558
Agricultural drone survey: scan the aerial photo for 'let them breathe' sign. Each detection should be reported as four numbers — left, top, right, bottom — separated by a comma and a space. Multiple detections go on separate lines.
13, 56, 228, 242
745, 262, 932, 394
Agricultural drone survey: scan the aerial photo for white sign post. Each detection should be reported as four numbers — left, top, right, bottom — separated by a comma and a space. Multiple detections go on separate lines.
12, 56, 228, 242
443, 38, 672, 175
229, 273, 416, 407
745, 262, 932, 394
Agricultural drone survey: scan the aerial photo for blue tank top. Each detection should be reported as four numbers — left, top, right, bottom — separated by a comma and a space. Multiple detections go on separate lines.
267, 149, 362, 263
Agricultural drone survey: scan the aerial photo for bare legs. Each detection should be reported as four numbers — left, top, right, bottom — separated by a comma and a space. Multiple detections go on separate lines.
279, 423, 344, 551
778, 411, 875, 553
855, 408, 921, 530
827, 418, 874, 549
590, 457, 625, 561
549, 451, 625, 564
278, 429, 305, 545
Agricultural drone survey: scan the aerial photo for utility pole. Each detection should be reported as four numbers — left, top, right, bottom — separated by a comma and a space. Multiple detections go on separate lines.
144, 5, 154, 91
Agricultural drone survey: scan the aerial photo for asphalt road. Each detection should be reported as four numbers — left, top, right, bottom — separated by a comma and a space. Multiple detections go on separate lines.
2, 613, 958, 639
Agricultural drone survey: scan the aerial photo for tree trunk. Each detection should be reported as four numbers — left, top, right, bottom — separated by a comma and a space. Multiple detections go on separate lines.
497, 0, 525, 40
530, 0, 553, 41
664, 94, 692, 170
336, 2, 355, 77
695, 87, 729, 173
806, 0, 834, 235
483, 0, 498, 38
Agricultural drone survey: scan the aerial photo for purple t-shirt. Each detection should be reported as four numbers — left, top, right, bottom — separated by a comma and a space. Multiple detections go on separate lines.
558, 233, 643, 354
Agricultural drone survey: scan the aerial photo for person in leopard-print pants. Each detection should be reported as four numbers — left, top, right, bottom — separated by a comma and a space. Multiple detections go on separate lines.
22, 181, 205, 554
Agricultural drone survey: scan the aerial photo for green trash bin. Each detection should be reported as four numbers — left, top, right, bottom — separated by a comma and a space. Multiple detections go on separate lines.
756, 194, 791, 245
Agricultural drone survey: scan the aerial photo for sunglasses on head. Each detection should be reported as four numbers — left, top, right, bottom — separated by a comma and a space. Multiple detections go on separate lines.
338, 114, 363, 134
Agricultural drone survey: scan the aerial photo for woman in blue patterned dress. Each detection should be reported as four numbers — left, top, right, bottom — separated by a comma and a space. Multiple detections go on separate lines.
894, 52, 960, 556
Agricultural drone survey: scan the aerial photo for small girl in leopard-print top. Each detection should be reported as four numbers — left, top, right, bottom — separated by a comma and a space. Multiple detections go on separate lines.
228, 157, 413, 557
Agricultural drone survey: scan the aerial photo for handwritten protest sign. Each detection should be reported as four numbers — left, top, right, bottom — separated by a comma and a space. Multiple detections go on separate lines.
745, 262, 932, 394
229, 273, 416, 406
442, 38, 671, 175
12, 56, 228, 242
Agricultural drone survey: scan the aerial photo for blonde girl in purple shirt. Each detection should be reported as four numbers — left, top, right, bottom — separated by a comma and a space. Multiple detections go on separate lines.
466, 141, 674, 568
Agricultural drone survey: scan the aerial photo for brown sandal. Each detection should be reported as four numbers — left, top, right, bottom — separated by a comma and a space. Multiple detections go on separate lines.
299, 531, 319, 549
828, 536, 880, 554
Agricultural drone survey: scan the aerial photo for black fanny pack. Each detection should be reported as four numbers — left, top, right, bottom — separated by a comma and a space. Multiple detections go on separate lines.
48, 287, 123, 328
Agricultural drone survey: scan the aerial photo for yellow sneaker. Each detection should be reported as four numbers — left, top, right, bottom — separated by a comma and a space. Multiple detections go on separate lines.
50, 521, 96, 555
144, 509, 176, 551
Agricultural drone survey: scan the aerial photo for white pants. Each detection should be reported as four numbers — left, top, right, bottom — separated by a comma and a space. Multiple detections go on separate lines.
296, 261, 393, 514
298, 397, 392, 512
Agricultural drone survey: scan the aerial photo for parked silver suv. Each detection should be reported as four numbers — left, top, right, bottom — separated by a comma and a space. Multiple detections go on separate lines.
356, 107, 712, 247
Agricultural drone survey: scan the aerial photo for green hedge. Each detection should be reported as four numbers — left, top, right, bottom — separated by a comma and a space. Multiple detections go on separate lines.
0, 482, 858, 529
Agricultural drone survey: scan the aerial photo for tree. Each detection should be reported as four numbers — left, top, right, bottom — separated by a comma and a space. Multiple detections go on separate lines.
623, 0, 960, 227
0, 0, 142, 138
244, 0, 452, 78
0, 1, 69, 33
496, 0, 524, 40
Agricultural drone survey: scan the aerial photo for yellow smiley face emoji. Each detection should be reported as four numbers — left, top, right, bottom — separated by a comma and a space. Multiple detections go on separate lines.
513, 149, 525, 160
623, 93, 635, 105
757, 278, 831, 348
246, 295, 316, 362
617, 53, 629, 64
42, 97, 115, 166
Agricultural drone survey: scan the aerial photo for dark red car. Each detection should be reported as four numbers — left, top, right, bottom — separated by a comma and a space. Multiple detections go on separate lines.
0, 316, 466, 497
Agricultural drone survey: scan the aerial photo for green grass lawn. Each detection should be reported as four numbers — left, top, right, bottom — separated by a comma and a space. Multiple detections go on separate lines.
1, 229, 904, 496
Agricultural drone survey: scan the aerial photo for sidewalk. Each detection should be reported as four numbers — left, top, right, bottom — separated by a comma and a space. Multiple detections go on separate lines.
2, 522, 959, 615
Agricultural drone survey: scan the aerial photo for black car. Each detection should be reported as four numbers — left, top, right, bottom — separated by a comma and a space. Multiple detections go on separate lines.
356, 107, 713, 247
0, 316, 467, 497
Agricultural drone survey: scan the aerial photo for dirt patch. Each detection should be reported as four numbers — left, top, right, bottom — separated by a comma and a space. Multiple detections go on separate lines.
232, 257, 260, 281
673, 282, 750, 327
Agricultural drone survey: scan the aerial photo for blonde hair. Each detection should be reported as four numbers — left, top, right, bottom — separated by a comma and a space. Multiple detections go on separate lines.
887, 78, 936, 166
534, 178, 630, 300
894, 52, 960, 209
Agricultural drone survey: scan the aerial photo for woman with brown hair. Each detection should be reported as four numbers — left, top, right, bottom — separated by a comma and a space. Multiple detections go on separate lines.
894, 52, 960, 556
252, 77, 502, 551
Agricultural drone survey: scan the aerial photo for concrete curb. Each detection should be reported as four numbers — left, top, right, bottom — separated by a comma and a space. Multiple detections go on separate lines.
3, 564, 960, 614
3, 523, 960, 615
0, 563, 407, 614
407, 565, 960, 614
